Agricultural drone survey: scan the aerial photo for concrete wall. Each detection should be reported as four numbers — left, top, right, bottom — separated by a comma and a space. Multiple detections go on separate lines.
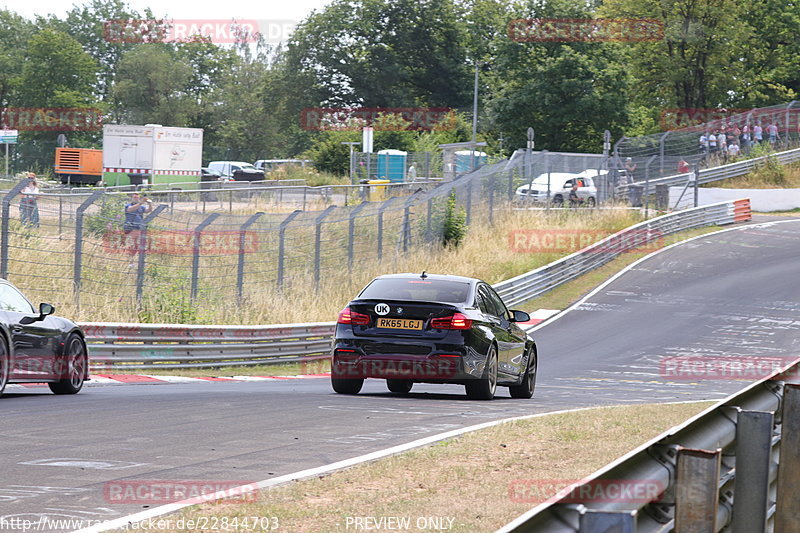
670, 187, 800, 212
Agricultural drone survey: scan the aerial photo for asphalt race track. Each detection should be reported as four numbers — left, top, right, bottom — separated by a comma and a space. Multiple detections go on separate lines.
3, 219, 800, 532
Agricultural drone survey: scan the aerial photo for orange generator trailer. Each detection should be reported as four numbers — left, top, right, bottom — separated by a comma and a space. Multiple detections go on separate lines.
54, 147, 102, 185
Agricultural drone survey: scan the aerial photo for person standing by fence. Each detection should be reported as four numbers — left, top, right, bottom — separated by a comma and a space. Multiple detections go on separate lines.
123, 192, 152, 255
20, 173, 40, 228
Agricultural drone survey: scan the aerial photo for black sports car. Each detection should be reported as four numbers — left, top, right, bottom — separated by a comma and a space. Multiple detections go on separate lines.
0, 279, 89, 396
332, 273, 537, 400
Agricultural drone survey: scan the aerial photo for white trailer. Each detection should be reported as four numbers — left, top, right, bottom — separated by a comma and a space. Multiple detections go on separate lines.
102, 124, 203, 186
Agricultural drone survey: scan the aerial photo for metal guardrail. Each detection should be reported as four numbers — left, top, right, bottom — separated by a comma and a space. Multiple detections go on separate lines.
81, 199, 751, 370
497, 370, 800, 533
84, 322, 335, 370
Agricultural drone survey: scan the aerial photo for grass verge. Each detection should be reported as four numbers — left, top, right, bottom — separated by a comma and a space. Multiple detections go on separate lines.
124, 401, 714, 533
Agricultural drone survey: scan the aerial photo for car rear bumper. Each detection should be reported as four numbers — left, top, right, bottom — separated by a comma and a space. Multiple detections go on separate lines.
331, 341, 487, 382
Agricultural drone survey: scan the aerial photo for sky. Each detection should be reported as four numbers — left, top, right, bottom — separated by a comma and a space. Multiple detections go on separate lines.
2, 0, 333, 41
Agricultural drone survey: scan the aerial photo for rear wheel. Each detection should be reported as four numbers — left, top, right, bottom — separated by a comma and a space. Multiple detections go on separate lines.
509, 350, 537, 399
0, 335, 9, 397
466, 346, 498, 400
48, 334, 87, 395
387, 379, 413, 394
586, 196, 596, 207
331, 376, 364, 395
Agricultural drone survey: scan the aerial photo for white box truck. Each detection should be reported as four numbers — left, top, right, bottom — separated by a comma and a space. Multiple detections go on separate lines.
102, 124, 203, 187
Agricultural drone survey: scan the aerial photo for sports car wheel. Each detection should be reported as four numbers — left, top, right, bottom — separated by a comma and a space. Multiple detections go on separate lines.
387, 379, 413, 393
466, 346, 497, 400
331, 376, 364, 395
509, 350, 537, 399
48, 334, 87, 395
0, 335, 9, 397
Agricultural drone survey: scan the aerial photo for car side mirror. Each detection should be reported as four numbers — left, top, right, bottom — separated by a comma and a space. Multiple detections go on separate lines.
509, 310, 530, 323
20, 303, 55, 324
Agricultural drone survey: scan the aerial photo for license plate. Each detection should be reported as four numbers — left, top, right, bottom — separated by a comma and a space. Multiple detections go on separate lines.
376, 318, 423, 330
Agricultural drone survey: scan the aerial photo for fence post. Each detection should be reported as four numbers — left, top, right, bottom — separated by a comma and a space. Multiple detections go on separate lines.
644, 154, 657, 217
1, 179, 28, 279
488, 177, 494, 224
347, 203, 368, 269
659, 131, 670, 176
465, 178, 472, 226
136, 204, 167, 303
775, 384, 800, 533
314, 205, 336, 288
377, 197, 401, 262
72, 191, 103, 309
731, 410, 774, 533
277, 210, 303, 288
190, 213, 220, 301
237, 212, 264, 303
674, 447, 721, 532
401, 193, 420, 254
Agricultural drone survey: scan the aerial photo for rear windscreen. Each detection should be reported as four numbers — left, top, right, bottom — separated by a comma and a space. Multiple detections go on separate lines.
358, 279, 471, 304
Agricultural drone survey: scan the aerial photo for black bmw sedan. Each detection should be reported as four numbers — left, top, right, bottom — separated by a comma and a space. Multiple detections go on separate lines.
332, 273, 537, 400
0, 279, 89, 397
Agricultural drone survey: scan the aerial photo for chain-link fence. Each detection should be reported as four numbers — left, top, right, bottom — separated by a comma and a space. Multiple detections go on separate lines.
614, 101, 800, 189
1, 155, 534, 322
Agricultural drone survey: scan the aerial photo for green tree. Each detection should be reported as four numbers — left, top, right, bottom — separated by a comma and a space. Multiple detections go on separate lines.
112, 44, 194, 125
0, 10, 36, 108
486, 0, 630, 152
59, 0, 162, 101
16, 28, 99, 108
285, 0, 472, 108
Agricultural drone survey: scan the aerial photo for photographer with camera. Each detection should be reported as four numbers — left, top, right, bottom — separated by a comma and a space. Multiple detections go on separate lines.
123, 192, 153, 257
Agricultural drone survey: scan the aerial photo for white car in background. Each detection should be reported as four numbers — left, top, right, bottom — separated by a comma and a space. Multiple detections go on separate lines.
207, 161, 261, 179
515, 172, 598, 206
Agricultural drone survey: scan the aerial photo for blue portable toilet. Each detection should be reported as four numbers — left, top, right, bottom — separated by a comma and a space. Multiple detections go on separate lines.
455, 150, 487, 173
376, 149, 408, 182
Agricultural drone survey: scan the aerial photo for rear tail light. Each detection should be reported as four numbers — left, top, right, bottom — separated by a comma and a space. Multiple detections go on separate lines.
337, 307, 370, 325
430, 313, 472, 330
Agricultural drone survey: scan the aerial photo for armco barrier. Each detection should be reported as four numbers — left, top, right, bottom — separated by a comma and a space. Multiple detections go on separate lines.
82, 199, 751, 370
497, 365, 800, 533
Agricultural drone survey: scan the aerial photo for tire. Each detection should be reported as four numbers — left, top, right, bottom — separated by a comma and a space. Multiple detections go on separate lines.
387, 379, 413, 394
509, 349, 537, 399
466, 346, 498, 400
586, 196, 596, 207
48, 334, 87, 395
0, 335, 9, 397
331, 376, 364, 395
552, 194, 564, 206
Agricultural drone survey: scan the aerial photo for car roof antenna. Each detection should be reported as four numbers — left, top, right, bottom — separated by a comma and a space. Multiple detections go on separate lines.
420, 271, 427, 279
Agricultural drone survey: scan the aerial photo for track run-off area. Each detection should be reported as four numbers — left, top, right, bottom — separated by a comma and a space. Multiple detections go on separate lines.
2, 218, 800, 532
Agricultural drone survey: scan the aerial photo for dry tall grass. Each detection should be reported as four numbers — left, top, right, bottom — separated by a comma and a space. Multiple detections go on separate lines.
9, 206, 643, 324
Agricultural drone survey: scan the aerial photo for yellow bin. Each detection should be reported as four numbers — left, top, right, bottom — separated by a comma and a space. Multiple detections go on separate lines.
367, 179, 391, 202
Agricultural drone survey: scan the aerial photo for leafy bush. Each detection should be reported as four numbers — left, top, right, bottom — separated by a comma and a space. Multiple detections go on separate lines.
85, 195, 128, 235
442, 190, 467, 247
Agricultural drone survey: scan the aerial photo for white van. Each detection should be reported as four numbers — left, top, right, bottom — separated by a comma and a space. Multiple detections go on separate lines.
515, 172, 598, 206
207, 161, 260, 178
